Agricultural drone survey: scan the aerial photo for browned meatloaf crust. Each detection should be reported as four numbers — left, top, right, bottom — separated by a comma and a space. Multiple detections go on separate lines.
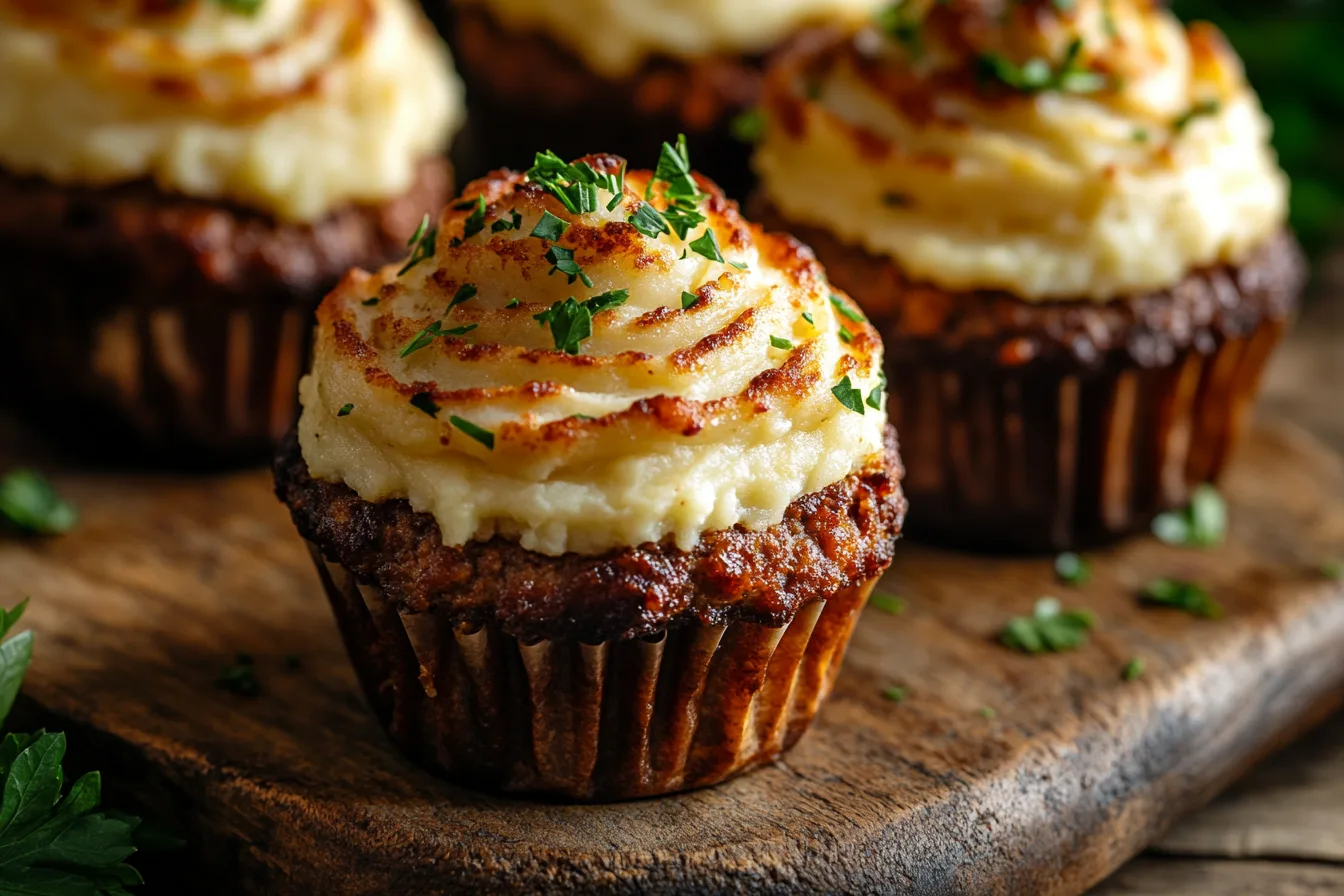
274, 426, 906, 643
753, 198, 1306, 374
448, 6, 818, 191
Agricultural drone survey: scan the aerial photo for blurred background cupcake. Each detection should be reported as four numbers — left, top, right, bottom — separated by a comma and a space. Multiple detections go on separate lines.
0, 0, 464, 466
275, 144, 904, 800
444, 0, 886, 195
750, 0, 1307, 552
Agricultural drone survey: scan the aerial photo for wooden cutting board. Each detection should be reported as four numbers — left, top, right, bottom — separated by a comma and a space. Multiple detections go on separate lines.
3, 417, 1343, 896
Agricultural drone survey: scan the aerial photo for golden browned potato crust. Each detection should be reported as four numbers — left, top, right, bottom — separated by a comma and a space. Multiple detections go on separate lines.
274, 426, 906, 643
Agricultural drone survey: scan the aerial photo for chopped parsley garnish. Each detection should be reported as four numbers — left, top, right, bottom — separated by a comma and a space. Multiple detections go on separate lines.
653, 134, 700, 201
409, 392, 440, 418
1054, 552, 1091, 586
681, 291, 699, 310
216, 652, 260, 697
689, 228, 725, 263
1141, 579, 1222, 618
770, 335, 794, 350
977, 37, 1108, 95
979, 707, 997, 719
877, 0, 923, 57
0, 469, 77, 535
401, 320, 476, 357
214, 0, 265, 13
1151, 484, 1226, 548
448, 282, 478, 311
461, 194, 488, 242
530, 210, 570, 242
1324, 560, 1343, 581
1123, 657, 1145, 682
730, 107, 765, 143
881, 686, 907, 703
449, 416, 495, 450
337, 403, 354, 417
1173, 99, 1222, 133
398, 214, 438, 276
802, 311, 815, 325
1132, 128, 1150, 143
526, 152, 605, 214
838, 326, 854, 344
830, 294, 866, 323
663, 203, 709, 242
492, 209, 524, 233
545, 245, 593, 287
505, 298, 521, 308
1000, 597, 1095, 654
628, 202, 672, 239
534, 291, 629, 355
865, 380, 885, 411
831, 376, 866, 415
362, 296, 380, 306
869, 593, 906, 616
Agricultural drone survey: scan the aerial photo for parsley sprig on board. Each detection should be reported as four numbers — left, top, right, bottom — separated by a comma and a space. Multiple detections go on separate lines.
0, 600, 147, 894
1000, 597, 1096, 654
0, 470, 76, 536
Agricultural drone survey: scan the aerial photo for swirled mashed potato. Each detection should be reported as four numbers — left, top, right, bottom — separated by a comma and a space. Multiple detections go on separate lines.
0, 0, 462, 222
460, 0, 884, 77
298, 153, 888, 556
754, 0, 1288, 301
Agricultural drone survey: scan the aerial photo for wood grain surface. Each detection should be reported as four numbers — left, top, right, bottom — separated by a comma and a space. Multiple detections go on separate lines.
1, 414, 1342, 895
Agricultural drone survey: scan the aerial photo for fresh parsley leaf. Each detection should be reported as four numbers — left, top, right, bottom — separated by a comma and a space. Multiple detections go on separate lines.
1000, 597, 1095, 654
1132, 127, 1150, 143
0, 470, 77, 536
769, 335, 793, 350
524, 151, 605, 214
730, 108, 765, 143
1123, 657, 1145, 682
586, 289, 629, 315
336, 404, 354, 418
398, 214, 438, 276
1054, 552, 1091, 586
689, 228, 725, 263
881, 685, 907, 703
866, 384, 884, 411
545, 245, 593, 287
492, 209, 524, 233
628, 202, 671, 239
215, 652, 260, 697
448, 283, 478, 311
449, 416, 494, 451
461, 195, 488, 242
529, 210, 570, 242
831, 376, 865, 415
653, 135, 700, 202
1151, 484, 1226, 548
1141, 579, 1222, 618
877, 0, 923, 57
361, 297, 379, 306
409, 392, 440, 418
977, 37, 1107, 95
402, 321, 444, 357
681, 291, 699, 310
829, 294, 866, 323
505, 298, 521, 309
1173, 99, 1222, 134
978, 707, 997, 719
869, 593, 906, 616
838, 326, 854, 344
534, 298, 593, 355
802, 311, 815, 325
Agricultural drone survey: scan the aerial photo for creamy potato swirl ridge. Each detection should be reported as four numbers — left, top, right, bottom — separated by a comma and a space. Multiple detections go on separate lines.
460, 0, 885, 78
0, 0, 462, 221
754, 0, 1289, 301
298, 156, 889, 556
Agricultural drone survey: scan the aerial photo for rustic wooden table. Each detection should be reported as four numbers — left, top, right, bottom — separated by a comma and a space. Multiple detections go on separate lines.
1091, 262, 1344, 895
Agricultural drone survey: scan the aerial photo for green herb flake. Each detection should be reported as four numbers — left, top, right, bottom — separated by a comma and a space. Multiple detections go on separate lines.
1000, 597, 1095, 654
1173, 99, 1222, 134
731, 107, 765, 143
681, 291, 699, 310
409, 392, 441, 418
831, 376, 866, 415
1323, 560, 1343, 581
461, 194, 488, 242
336, 403, 354, 417
881, 685, 908, 703
529, 210, 571, 242
881, 192, 911, 208
770, 335, 794, 351
1151, 483, 1226, 548
449, 416, 495, 451
1123, 657, 1146, 682
1132, 127, 1150, 143
838, 325, 854, 344
829, 294, 866, 323
628, 202, 671, 239
869, 593, 906, 616
1054, 552, 1091, 586
215, 0, 265, 13
866, 384, 885, 411
586, 289, 630, 315
448, 282, 478, 311
979, 706, 998, 719
398, 214, 438, 276
877, 0, 923, 57
0, 469, 77, 535
1141, 579, 1222, 619
977, 37, 1108, 95
802, 311, 815, 325
534, 290, 626, 355
688, 228, 725, 263
361, 296, 380, 306
545, 245, 593, 287
492, 209, 524, 233
506, 298, 521, 308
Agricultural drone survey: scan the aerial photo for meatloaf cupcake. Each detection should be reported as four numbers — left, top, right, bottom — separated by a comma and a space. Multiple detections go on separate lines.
753, 0, 1306, 551
0, 0, 463, 464
274, 143, 905, 800
447, 0, 885, 192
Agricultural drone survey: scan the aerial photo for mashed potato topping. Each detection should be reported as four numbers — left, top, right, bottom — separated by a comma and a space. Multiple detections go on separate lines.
0, 0, 462, 221
754, 0, 1288, 301
298, 150, 888, 556
462, 0, 884, 77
